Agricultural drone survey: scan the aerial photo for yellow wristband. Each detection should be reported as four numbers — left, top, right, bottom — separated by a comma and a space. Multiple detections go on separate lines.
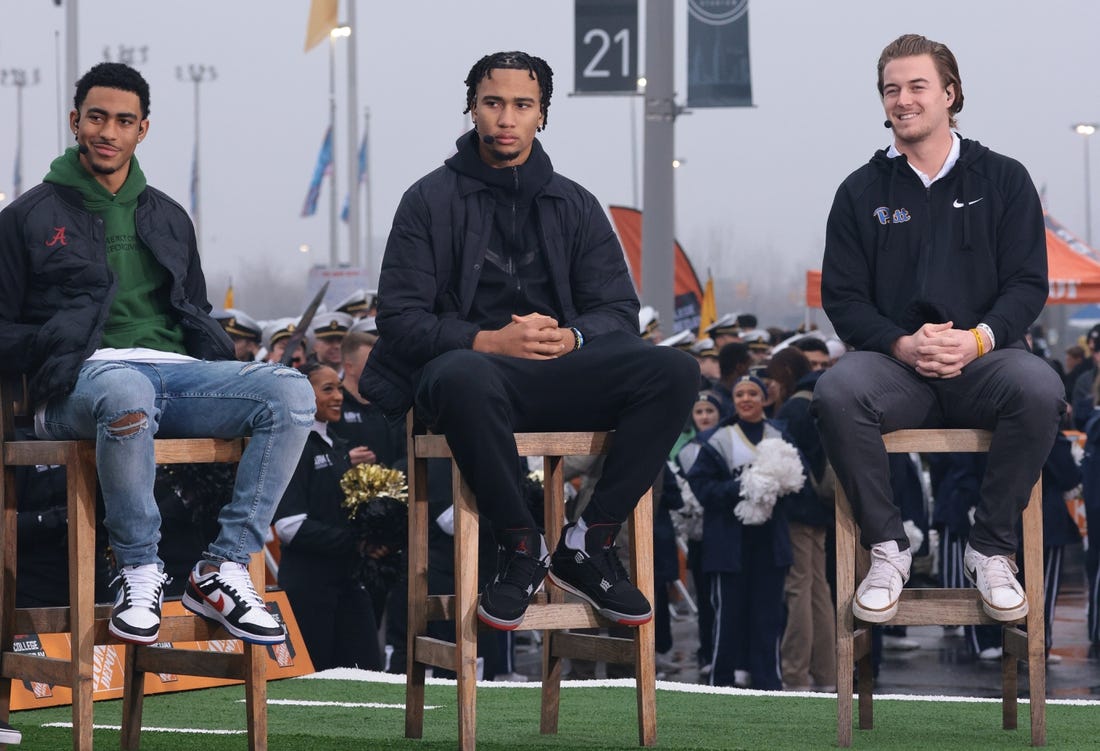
970, 328, 984, 357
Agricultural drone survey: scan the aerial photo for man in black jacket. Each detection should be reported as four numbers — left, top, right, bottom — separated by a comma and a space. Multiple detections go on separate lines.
361, 51, 698, 631
0, 63, 315, 650
813, 35, 1064, 626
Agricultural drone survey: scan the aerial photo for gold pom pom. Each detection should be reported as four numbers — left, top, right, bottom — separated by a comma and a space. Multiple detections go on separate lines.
341, 464, 408, 516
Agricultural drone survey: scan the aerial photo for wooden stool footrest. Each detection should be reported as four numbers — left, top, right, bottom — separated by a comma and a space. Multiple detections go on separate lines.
1, 652, 77, 687
548, 632, 636, 664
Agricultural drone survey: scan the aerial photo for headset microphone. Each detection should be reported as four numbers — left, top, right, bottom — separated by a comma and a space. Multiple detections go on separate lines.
77, 143, 90, 155
482, 134, 495, 145
883, 119, 893, 129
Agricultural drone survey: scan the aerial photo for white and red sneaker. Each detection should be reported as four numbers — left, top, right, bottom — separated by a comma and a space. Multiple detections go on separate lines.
181, 560, 285, 644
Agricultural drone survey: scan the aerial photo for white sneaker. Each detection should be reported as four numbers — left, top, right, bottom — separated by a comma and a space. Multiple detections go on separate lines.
978, 646, 1003, 661
963, 544, 1028, 621
853, 541, 911, 623
109, 563, 169, 645
882, 635, 920, 651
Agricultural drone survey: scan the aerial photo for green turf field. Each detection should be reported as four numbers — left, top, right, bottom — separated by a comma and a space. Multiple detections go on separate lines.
12, 673, 1099, 750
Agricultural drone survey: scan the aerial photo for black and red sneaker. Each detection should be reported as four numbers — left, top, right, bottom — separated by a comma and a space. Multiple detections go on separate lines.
477, 529, 549, 631
549, 522, 652, 626
181, 560, 285, 644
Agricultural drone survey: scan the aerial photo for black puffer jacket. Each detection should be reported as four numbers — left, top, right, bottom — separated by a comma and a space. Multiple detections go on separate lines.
0, 181, 233, 405
360, 132, 639, 419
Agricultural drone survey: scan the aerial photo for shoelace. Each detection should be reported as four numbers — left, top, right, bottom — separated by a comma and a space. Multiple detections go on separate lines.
978, 555, 1020, 590
213, 563, 266, 608
594, 544, 630, 586
862, 547, 906, 590
498, 550, 546, 590
115, 566, 167, 609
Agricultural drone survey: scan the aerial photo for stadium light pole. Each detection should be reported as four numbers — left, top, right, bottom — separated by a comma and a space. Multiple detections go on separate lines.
1073, 122, 1098, 247
177, 64, 217, 257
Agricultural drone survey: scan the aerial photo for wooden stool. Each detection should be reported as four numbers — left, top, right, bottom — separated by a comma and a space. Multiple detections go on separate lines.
405, 414, 657, 750
835, 429, 1045, 747
0, 376, 270, 750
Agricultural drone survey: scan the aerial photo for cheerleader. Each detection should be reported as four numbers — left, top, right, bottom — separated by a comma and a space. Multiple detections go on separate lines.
686, 375, 808, 689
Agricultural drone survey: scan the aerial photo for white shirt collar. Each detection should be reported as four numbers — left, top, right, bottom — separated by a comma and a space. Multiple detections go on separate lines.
311, 420, 333, 447
886, 130, 961, 188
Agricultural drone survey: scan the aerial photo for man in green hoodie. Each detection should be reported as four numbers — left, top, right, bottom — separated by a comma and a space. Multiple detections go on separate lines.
0, 63, 316, 659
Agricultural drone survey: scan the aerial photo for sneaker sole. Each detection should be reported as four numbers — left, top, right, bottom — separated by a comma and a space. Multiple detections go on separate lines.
0, 729, 21, 744
476, 604, 524, 631
181, 592, 286, 645
851, 597, 899, 624
547, 571, 653, 626
963, 566, 1029, 622
108, 620, 160, 646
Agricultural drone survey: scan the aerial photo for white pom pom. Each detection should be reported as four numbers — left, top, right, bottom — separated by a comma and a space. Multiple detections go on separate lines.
734, 437, 806, 525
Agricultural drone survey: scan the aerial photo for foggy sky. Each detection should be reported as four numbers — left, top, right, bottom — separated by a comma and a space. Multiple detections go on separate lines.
2, 0, 1099, 331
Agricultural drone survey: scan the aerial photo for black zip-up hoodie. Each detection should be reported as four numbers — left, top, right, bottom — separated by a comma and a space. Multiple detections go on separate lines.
821, 138, 1047, 355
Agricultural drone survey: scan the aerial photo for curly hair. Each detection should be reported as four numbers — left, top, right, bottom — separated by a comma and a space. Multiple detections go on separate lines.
463, 51, 554, 129
75, 62, 151, 119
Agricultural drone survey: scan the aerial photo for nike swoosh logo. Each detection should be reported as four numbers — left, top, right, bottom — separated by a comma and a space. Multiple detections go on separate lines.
952, 198, 984, 208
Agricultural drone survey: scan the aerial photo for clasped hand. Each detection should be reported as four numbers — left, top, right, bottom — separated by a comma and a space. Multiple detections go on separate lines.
473, 312, 574, 359
892, 321, 983, 378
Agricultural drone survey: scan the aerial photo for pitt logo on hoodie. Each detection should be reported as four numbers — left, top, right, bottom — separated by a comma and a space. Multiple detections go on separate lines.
873, 207, 911, 225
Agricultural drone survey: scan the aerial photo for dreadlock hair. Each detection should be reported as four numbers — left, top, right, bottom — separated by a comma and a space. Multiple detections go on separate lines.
75, 62, 151, 119
463, 51, 554, 130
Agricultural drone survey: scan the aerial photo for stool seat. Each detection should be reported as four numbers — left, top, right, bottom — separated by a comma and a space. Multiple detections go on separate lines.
405, 415, 657, 750
835, 428, 1045, 747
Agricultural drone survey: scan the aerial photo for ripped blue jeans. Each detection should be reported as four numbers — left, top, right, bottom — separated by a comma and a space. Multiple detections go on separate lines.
37, 360, 316, 568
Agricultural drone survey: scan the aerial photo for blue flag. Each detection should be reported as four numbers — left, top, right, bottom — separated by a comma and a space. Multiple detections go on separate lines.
340, 130, 368, 222
301, 126, 333, 217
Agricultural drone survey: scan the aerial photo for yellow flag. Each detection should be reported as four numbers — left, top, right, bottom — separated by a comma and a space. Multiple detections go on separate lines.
304, 0, 339, 52
697, 272, 717, 339
224, 279, 234, 310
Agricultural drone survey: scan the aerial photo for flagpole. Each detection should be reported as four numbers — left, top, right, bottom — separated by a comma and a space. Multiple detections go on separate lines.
364, 108, 373, 279
345, 0, 360, 268
328, 31, 339, 268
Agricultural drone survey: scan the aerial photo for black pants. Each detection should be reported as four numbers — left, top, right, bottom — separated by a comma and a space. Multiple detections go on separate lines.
415, 331, 699, 533
813, 349, 1064, 556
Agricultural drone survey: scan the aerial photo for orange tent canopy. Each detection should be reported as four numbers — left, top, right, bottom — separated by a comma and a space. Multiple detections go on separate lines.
806, 213, 1100, 308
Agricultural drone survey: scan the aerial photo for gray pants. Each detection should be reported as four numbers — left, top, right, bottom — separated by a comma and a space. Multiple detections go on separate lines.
812, 348, 1064, 556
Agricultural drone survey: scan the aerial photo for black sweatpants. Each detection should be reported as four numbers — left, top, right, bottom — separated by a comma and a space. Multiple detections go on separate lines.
813, 349, 1064, 556
414, 331, 699, 534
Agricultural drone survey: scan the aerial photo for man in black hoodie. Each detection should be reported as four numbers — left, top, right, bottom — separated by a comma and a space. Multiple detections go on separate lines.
812, 35, 1064, 627
360, 51, 698, 631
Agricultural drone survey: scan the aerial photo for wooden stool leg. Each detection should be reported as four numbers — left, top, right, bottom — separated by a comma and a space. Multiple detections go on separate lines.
630, 490, 657, 747
453, 466, 479, 751
835, 485, 856, 748
245, 555, 268, 751
69, 445, 97, 751
0, 462, 19, 732
1022, 484, 1046, 746
405, 453, 430, 739
121, 646, 145, 750
541, 455, 565, 736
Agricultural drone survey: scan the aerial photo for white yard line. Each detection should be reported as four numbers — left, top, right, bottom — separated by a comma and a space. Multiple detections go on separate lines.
296, 668, 1100, 707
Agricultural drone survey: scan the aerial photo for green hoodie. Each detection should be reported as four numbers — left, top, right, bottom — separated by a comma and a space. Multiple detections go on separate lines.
44, 147, 186, 354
